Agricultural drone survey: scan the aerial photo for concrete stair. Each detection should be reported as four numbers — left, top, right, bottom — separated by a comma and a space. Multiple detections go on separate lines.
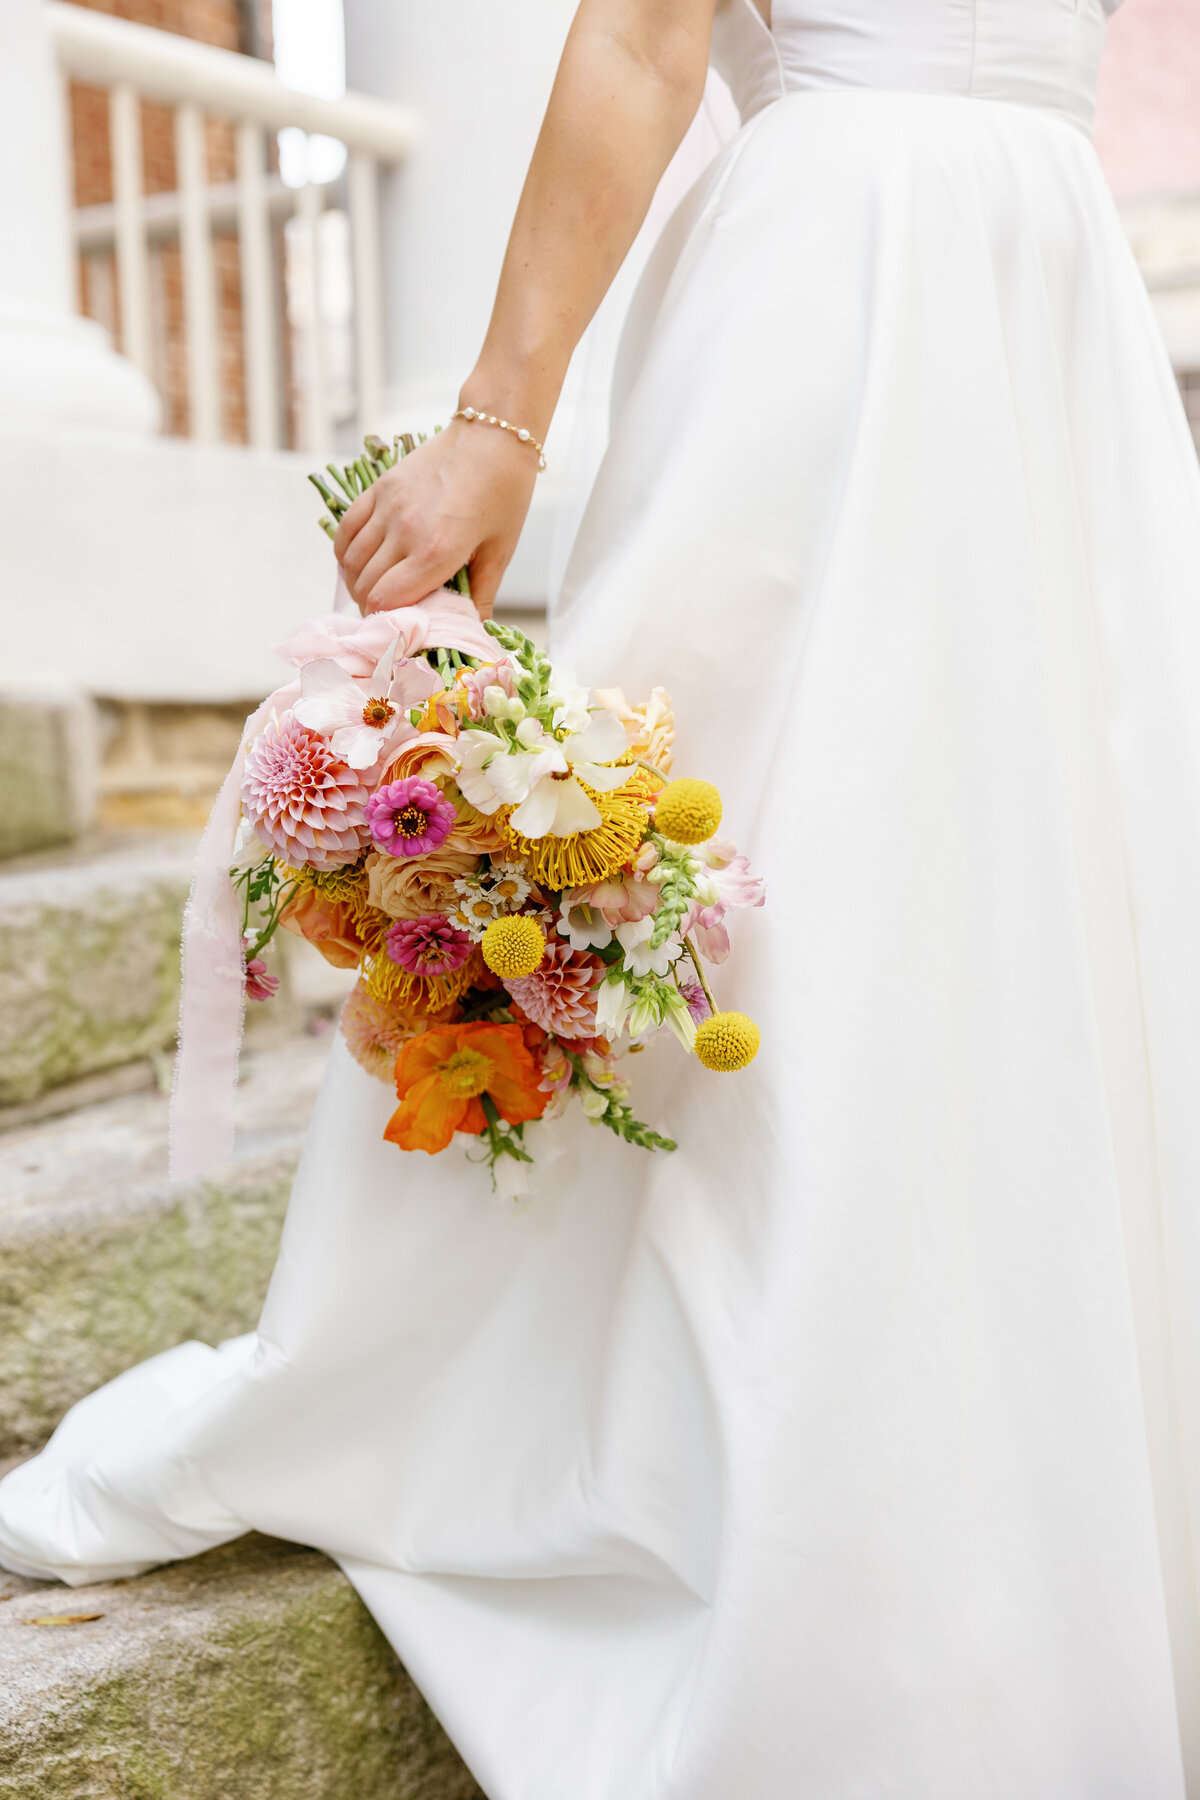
0, 1033, 328, 1461
0, 1535, 483, 1798
0, 827, 480, 1793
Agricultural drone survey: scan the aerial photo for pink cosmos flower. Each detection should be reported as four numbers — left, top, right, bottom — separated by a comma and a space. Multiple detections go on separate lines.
384, 913, 474, 978
293, 644, 441, 771
365, 777, 458, 858
242, 713, 371, 871
244, 958, 279, 1001
505, 943, 602, 1039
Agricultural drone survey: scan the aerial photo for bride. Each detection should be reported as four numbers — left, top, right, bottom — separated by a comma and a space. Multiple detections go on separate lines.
4, 0, 1200, 1793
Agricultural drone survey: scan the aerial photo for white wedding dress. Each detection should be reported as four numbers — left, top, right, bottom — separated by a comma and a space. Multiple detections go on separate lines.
6, 1, 1200, 1793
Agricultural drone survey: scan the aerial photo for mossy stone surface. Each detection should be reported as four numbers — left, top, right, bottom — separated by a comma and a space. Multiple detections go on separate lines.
0, 1038, 329, 1461
0, 850, 193, 1105
0, 692, 96, 862
0, 1156, 295, 1460
0, 1536, 485, 1799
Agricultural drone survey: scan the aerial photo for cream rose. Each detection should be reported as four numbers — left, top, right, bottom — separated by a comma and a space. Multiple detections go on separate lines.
365, 842, 482, 920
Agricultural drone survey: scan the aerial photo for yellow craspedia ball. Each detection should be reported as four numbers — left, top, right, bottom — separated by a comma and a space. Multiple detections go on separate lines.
481, 915, 546, 979
694, 1011, 761, 1072
654, 777, 722, 845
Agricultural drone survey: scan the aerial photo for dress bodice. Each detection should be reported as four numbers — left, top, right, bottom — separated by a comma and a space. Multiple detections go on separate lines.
712, 0, 1124, 133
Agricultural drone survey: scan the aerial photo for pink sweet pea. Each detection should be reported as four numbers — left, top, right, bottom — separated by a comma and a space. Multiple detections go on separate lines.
682, 841, 765, 964
556, 871, 660, 951
457, 659, 519, 722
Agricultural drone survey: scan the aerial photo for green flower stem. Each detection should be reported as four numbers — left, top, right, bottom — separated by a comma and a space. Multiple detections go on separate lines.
636, 756, 668, 781
682, 936, 717, 1013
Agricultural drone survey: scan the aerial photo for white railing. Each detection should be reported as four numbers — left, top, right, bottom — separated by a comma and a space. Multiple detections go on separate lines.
48, 1, 417, 452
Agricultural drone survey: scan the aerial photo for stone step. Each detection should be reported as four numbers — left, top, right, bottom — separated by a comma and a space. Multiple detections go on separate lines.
0, 828, 354, 1117
0, 833, 196, 1109
0, 1035, 334, 1462
0, 1532, 483, 1799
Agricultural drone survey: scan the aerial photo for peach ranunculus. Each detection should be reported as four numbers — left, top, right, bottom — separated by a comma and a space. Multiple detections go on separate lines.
381, 730, 460, 789
594, 685, 675, 776
445, 786, 509, 855
278, 883, 368, 968
365, 842, 482, 920
384, 1021, 549, 1154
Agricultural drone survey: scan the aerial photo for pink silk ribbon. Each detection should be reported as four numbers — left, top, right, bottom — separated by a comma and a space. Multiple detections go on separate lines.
169, 588, 500, 1182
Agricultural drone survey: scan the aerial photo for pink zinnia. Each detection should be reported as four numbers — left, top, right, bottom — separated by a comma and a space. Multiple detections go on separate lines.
385, 913, 473, 978
366, 777, 457, 858
242, 713, 370, 871
505, 943, 602, 1040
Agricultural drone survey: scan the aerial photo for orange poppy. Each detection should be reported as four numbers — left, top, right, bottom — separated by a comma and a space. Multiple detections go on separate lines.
384, 1021, 549, 1155
278, 885, 366, 969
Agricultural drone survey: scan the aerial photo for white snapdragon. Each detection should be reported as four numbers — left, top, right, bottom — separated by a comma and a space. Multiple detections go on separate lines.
595, 972, 634, 1039
615, 916, 682, 979
556, 899, 614, 952
482, 686, 526, 722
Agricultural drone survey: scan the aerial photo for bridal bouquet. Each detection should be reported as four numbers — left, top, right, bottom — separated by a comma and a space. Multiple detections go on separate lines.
229, 437, 765, 1192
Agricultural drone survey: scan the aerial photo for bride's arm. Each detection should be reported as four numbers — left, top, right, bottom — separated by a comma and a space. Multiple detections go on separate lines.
335, 0, 718, 617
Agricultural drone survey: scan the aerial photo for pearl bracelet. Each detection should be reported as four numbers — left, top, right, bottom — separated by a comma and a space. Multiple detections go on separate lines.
451, 406, 547, 471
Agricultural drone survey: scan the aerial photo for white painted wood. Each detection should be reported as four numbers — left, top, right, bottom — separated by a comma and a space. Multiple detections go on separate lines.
293, 178, 328, 455
347, 152, 383, 433
108, 82, 153, 379
236, 119, 278, 450
0, 0, 158, 431
48, 2, 416, 159
175, 103, 220, 442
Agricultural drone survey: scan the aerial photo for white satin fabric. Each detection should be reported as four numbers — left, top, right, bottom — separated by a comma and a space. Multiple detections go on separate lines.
6, 4, 1200, 1796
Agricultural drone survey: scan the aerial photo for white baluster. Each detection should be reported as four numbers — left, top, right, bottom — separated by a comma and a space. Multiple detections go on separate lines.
294, 169, 328, 454
236, 119, 278, 449
347, 151, 383, 434
108, 82, 153, 380
175, 101, 220, 441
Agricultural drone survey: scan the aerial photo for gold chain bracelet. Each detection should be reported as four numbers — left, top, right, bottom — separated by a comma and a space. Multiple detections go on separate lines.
451, 406, 547, 472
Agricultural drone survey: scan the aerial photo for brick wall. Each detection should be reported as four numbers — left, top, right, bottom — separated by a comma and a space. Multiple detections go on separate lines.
68, 0, 275, 442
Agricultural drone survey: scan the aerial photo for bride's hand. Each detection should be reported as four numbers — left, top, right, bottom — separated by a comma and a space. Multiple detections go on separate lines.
334, 419, 538, 620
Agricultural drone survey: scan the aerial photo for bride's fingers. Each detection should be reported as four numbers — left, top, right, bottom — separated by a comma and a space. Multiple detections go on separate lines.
364, 547, 463, 615
333, 485, 376, 562
354, 534, 414, 608
466, 548, 506, 620
339, 509, 386, 581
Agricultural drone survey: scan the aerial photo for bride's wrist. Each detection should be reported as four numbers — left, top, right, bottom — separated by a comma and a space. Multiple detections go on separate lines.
457, 354, 561, 446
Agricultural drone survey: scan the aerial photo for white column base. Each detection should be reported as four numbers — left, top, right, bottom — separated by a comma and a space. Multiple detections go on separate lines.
0, 304, 161, 435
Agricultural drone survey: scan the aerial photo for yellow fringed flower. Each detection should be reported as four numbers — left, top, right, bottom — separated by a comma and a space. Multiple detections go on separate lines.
481, 915, 545, 978
654, 778, 723, 845
283, 856, 372, 912
360, 944, 481, 1014
502, 764, 660, 890
694, 1011, 760, 1071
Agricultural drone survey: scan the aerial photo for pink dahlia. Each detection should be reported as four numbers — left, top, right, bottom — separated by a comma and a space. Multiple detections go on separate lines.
242, 713, 370, 871
385, 913, 474, 979
340, 983, 415, 1083
505, 942, 602, 1040
365, 777, 457, 859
